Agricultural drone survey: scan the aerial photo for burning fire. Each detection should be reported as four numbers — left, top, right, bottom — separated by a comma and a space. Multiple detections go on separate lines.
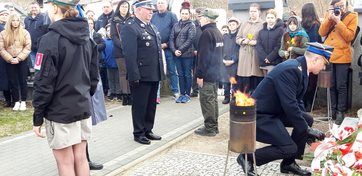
234, 90, 255, 107
229, 77, 237, 85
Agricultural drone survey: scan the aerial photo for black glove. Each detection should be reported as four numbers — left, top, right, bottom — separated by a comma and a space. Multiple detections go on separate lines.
307, 127, 325, 141
130, 80, 140, 88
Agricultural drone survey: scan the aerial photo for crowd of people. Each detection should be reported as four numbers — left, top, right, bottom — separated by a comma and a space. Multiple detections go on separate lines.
0, 0, 359, 175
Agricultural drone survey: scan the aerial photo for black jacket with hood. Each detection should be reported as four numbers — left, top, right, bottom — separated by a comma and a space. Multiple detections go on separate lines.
32, 17, 99, 126
255, 19, 284, 67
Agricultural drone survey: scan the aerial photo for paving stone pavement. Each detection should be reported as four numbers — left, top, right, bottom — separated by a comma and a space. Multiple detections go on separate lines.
124, 150, 306, 176
0, 96, 229, 176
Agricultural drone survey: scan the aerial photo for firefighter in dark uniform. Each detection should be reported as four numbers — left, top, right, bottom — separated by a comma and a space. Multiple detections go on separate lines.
120, 0, 165, 145
237, 43, 331, 176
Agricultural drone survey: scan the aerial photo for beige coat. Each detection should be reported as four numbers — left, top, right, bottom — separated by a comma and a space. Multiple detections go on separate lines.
0, 29, 31, 63
236, 19, 263, 77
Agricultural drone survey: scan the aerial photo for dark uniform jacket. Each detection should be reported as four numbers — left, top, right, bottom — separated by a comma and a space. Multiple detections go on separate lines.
196, 23, 223, 83
32, 18, 99, 126
256, 19, 284, 67
120, 17, 165, 82
252, 56, 309, 145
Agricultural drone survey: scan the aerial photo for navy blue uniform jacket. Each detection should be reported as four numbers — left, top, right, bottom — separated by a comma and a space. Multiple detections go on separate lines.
120, 17, 165, 82
252, 56, 309, 145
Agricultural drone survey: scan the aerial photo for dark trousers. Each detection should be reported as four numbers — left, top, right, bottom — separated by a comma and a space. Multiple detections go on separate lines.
331, 63, 350, 112
3, 90, 11, 103
199, 82, 219, 131
7, 61, 28, 101
303, 73, 318, 112
99, 67, 109, 95
223, 82, 236, 97
131, 81, 159, 137
191, 55, 199, 94
244, 112, 313, 166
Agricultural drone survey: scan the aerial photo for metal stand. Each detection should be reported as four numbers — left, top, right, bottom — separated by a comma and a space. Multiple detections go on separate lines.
311, 84, 333, 129
223, 141, 257, 176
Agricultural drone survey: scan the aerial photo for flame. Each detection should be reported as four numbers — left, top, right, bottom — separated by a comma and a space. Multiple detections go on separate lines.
234, 90, 255, 106
229, 77, 237, 84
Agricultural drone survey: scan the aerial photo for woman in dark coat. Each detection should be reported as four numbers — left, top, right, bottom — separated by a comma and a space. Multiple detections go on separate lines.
256, 9, 284, 76
220, 17, 240, 104
0, 9, 11, 107
169, 7, 196, 103
301, 3, 322, 112
110, 0, 133, 105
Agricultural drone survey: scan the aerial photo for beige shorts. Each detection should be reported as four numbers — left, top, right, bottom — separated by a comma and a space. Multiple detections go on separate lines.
45, 118, 92, 150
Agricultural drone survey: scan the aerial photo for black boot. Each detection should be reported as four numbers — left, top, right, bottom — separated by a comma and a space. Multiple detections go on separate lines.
116, 94, 122, 102
335, 111, 345, 125
236, 154, 258, 176
280, 160, 311, 175
332, 111, 337, 120
122, 94, 128, 106
4, 90, 11, 107
127, 94, 132, 105
222, 96, 230, 104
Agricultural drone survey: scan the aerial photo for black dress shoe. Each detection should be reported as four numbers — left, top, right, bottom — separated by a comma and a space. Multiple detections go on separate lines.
236, 154, 258, 176
145, 132, 162, 140
89, 161, 103, 170
134, 136, 151, 144
280, 161, 311, 175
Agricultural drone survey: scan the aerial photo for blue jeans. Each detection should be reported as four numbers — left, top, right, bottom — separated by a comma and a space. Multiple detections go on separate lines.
175, 57, 193, 96
164, 49, 179, 94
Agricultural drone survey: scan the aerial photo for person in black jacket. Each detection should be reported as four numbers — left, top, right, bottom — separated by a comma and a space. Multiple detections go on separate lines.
86, 17, 105, 171
111, 0, 133, 105
0, 9, 11, 107
120, 0, 165, 145
169, 7, 196, 103
256, 9, 284, 76
32, 0, 99, 175
190, 7, 204, 98
301, 3, 323, 112
220, 17, 240, 104
24, 1, 50, 68
95, 0, 114, 32
194, 9, 223, 137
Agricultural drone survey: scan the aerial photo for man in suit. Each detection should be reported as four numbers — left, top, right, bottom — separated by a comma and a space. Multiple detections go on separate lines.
120, 0, 165, 145
237, 43, 329, 176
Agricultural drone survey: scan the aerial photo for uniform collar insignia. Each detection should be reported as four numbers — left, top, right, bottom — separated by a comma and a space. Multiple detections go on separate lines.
298, 65, 302, 71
